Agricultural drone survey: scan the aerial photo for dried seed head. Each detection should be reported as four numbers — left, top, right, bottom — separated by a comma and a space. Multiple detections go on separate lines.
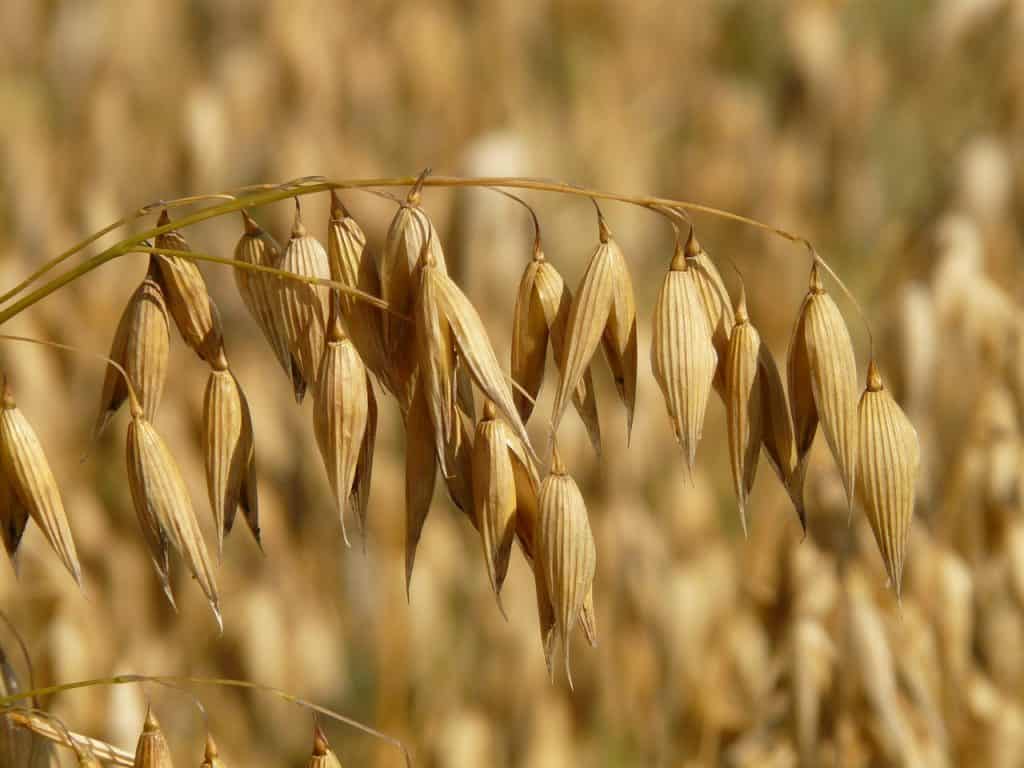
404, 377, 437, 597
724, 292, 763, 536
471, 401, 537, 611
127, 412, 221, 628
203, 366, 260, 557
423, 265, 539, 466
313, 309, 370, 547
651, 238, 718, 473
233, 212, 295, 388
857, 360, 920, 597
799, 263, 860, 512
306, 725, 343, 768
96, 261, 169, 436
441, 405, 477, 525
684, 230, 735, 393
757, 344, 804, 531
552, 219, 636, 440
132, 708, 173, 768
0, 381, 81, 585
512, 254, 601, 452
200, 733, 227, 768
327, 192, 389, 386
537, 445, 597, 688
276, 202, 331, 401
155, 209, 225, 365
379, 205, 447, 403
414, 252, 459, 477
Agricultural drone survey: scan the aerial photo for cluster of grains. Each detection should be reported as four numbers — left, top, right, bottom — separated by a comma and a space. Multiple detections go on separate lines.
3, 176, 921, 687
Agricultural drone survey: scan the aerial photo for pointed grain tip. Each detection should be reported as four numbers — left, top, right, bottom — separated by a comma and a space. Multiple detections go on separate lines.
330, 189, 349, 220
313, 724, 329, 756
241, 209, 261, 235
143, 707, 160, 732
684, 227, 702, 259
291, 199, 306, 239
808, 261, 824, 293
205, 733, 219, 760
157, 209, 171, 228
866, 359, 883, 391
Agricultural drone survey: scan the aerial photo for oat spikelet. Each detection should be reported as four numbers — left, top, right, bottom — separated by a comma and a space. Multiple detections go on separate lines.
0, 380, 81, 584
858, 360, 920, 597
96, 260, 169, 436
552, 215, 636, 440
327, 192, 389, 387
414, 246, 459, 477
277, 202, 331, 401
472, 401, 539, 612
537, 445, 597, 688
154, 209, 225, 365
404, 376, 437, 597
306, 725, 343, 768
724, 292, 763, 536
441, 406, 477, 526
800, 263, 860, 511
684, 231, 734, 394
512, 250, 601, 452
757, 344, 805, 531
203, 352, 260, 556
127, 405, 221, 628
379, 203, 447, 404
200, 733, 226, 768
651, 239, 717, 473
132, 708, 173, 768
313, 299, 370, 547
423, 264, 539, 466
233, 212, 295, 388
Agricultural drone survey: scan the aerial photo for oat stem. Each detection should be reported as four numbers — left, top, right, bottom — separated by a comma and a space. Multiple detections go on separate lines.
0, 175, 821, 326
0, 673, 413, 768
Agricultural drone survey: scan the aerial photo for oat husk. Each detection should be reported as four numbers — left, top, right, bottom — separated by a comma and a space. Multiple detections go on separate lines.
421, 261, 539, 466
313, 298, 370, 547
552, 216, 637, 440
277, 203, 331, 401
203, 354, 260, 556
379, 204, 447, 406
757, 344, 804, 530
132, 708, 173, 768
414, 246, 459, 477
472, 401, 539, 610
96, 259, 169, 436
0, 380, 82, 585
350, 377, 377, 547
651, 238, 718, 473
683, 230, 735, 394
537, 445, 597, 688
789, 262, 859, 514
724, 292, 763, 536
858, 360, 920, 597
154, 209, 225, 365
233, 211, 296, 390
0, 460, 28, 570
404, 375, 437, 597
326, 191, 389, 387
127, 406, 221, 628
512, 249, 601, 452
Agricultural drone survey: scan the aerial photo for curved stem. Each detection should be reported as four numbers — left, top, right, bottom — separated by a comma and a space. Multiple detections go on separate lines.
0, 674, 413, 768
0, 175, 820, 325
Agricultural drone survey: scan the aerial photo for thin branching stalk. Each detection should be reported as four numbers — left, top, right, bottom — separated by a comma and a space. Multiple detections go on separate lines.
0, 673, 413, 768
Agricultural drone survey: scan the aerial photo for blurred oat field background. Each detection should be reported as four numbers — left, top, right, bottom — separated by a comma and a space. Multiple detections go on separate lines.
1, 1, 1024, 766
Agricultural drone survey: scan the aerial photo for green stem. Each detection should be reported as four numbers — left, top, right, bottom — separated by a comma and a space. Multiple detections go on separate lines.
0, 175, 818, 325
0, 673, 412, 768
